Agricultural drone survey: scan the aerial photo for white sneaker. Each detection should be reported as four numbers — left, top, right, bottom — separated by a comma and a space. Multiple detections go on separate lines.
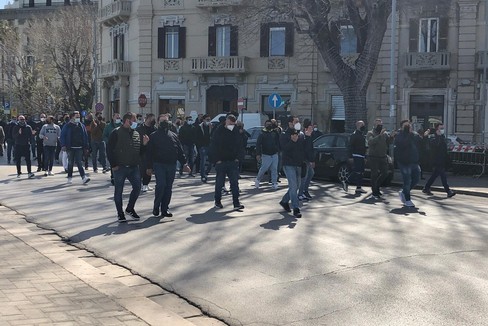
147, 185, 153, 191
48, 171, 54, 176
404, 200, 415, 207
82, 176, 90, 184
272, 183, 278, 190
254, 179, 260, 189
142, 185, 148, 192
28, 173, 35, 179
67, 177, 72, 184
398, 191, 406, 204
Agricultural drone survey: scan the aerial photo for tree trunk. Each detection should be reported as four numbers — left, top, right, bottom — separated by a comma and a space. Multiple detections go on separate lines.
342, 85, 367, 133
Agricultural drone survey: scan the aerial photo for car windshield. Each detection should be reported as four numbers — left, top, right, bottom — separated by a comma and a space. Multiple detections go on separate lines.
314, 135, 335, 148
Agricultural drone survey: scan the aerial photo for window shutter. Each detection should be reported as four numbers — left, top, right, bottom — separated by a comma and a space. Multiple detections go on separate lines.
409, 19, 419, 52
120, 34, 125, 60
208, 26, 216, 56
230, 26, 238, 56
113, 35, 118, 59
260, 23, 269, 57
285, 23, 294, 57
178, 27, 186, 58
157, 27, 165, 59
438, 17, 449, 51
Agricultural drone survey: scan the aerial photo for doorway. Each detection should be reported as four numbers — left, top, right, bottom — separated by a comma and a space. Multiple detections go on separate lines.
206, 86, 238, 118
410, 95, 444, 132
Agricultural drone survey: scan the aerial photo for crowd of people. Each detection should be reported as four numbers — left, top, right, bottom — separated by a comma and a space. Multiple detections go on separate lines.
0, 110, 456, 222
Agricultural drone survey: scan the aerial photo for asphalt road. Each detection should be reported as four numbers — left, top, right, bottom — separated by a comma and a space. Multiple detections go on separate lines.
1, 164, 488, 326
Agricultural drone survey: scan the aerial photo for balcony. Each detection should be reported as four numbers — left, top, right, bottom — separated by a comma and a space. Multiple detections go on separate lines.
98, 60, 131, 79
405, 52, 451, 71
477, 51, 488, 70
191, 56, 246, 74
196, 0, 241, 7
99, 1, 131, 27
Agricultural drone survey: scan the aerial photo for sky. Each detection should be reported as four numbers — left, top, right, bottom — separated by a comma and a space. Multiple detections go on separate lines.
1, 0, 11, 9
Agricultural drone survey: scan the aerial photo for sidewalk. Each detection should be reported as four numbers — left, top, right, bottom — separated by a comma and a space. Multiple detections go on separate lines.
0, 205, 226, 326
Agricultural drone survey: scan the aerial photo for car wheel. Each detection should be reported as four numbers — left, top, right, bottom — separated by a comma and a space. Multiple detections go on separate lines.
337, 163, 351, 183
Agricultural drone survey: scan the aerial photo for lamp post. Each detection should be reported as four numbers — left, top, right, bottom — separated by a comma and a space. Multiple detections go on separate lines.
389, 0, 397, 131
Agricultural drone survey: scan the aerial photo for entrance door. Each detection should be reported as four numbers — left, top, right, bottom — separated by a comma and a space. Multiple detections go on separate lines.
206, 86, 238, 118
159, 99, 185, 118
410, 95, 444, 131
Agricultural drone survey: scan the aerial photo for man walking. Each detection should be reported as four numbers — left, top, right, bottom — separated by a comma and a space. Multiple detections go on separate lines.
210, 114, 244, 210
90, 113, 109, 173
345, 121, 367, 194
394, 120, 421, 207
60, 111, 91, 185
298, 122, 316, 201
12, 115, 35, 179
194, 114, 212, 183
178, 116, 196, 177
254, 120, 280, 190
422, 122, 456, 198
5, 117, 17, 164
146, 119, 189, 218
107, 112, 149, 222
33, 113, 46, 172
136, 113, 157, 192
39, 116, 61, 176
366, 118, 392, 199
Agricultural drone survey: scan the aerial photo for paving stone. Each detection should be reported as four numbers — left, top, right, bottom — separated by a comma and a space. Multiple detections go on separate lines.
149, 294, 202, 318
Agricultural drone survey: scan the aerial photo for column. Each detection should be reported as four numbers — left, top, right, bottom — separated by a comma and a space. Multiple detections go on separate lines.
119, 76, 129, 115
101, 81, 110, 120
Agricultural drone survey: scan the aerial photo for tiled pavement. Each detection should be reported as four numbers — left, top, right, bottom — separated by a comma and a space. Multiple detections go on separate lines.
0, 205, 226, 326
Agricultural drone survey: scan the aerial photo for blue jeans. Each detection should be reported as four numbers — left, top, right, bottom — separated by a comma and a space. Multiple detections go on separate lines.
348, 156, 365, 189
181, 144, 195, 173
113, 166, 141, 215
153, 162, 177, 213
282, 165, 301, 209
67, 148, 86, 179
43, 146, 56, 172
6, 139, 14, 162
199, 146, 209, 177
256, 153, 279, 184
91, 140, 107, 171
398, 163, 420, 201
299, 161, 315, 195
214, 160, 240, 205
424, 166, 450, 193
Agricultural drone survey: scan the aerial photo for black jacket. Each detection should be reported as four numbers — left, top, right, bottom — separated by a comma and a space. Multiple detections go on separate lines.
136, 123, 156, 156
146, 128, 186, 168
194, 123, 211, 148
107, 127, 142, 167
209, 125, 243, 163
280, 128, 309, 167
178, 123, 195, 146
256, 128, 280, 156
428, 134, 449, 167
12, 123, 33, 146
349, 129, 366, 156
394, 131, 420, 165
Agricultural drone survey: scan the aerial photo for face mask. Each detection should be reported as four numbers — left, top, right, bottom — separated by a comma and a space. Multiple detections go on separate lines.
227, 124, 235, 131
265, 125, 272, 130
205, 121, 211, 126
403, 125, 410, 133
40, 118, 46, 122
376, 125, 383, 132
98, 116, 103, 121
115, 119, 121, 124
294, 123, 301, 131
137, 119, 143, 124
440, 129, 445, 135
64, 118, 70, 123
187, 120, 193, 125
74, 118, 80, 123
360, 126, 366, 132
313, 128, 318, 132
130, 121, 138, 129
150, 120, 156, 126
19, 121, 26, 126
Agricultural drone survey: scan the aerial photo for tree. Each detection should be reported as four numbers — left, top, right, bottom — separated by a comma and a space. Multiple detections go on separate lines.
234, 0, 393, 131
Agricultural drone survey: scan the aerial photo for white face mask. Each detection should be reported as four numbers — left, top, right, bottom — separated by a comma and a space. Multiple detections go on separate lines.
440, 129, 445, 135
313, 128, 318, 132
130, 121, 138, 129
187, 120, 193, 125
227, 124, 235, 131
294, 122, 301, 131
74, 118, 80, 123
40, 118, 46, 122
115, 118, 121, 124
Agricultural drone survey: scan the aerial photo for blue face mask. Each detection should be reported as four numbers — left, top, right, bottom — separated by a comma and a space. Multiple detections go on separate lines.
130, 121, 138, 129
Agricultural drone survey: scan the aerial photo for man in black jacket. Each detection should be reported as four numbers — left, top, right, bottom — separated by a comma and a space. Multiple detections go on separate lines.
422, 123, 456, 198
194, 114, 212, 183
12, 115, 35, 179
346, 120, 367, 194
254, 120, 280, 189
107, 112, 149, 222
178, 116, 196, 177
146, 119, 190, 218
210, 114, 244, 210
136, 113, 156, 192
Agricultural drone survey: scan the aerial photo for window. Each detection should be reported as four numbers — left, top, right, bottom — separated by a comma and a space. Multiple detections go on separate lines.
331, 95, 345, 133
314, 135, 336, 149
419, 18, 438, 52
158, 26, 186, 59
340, 25, 357, 54
208, 25, 238, 57
113, 34, 124, 60
260, 23, 294, 57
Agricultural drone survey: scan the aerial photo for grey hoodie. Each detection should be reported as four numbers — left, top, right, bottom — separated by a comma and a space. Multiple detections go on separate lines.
39, 123, 61, 147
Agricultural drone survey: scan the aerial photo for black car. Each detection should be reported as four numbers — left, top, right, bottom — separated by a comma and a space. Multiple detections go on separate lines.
242, 126, 263, 170
313, 133, 394, 185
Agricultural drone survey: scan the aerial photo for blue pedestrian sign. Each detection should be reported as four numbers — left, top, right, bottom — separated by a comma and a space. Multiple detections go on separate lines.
81, 110, 87, 117
4, 101, 10, 109
268, 93, 283, 109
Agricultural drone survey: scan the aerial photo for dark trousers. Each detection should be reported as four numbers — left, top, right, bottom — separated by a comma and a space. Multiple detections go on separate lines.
15, 145, 31, 174
369, 156, 388, 195
43, 146, 56, 172
67, 148, 86, 179
424, 166, 450, 193
349, 156, 365, 189
36, 140, 43, 169
139, 154, 151, 186
153, 162, 177, 213
214, 161, 240, 205
91, 140, 107, 171
6, 139, 14, 162
180, 144, 195, 173
113, 166, 141, 215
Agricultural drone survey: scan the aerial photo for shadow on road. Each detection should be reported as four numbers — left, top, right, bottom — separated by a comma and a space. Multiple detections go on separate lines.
187, 208, 236, 224
260, 212, 297, 230
389, 207, 427, 216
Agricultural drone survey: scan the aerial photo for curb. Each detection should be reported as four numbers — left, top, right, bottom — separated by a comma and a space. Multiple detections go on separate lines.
390, 181, 488, 198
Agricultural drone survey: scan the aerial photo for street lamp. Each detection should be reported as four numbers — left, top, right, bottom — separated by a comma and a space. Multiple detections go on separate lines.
389, 0, 397, 131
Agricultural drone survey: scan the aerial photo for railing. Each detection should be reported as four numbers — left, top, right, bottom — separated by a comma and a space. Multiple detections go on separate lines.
191, 56, 246, 73
477, 51, 488, 70
196, 0, 241, 6
98, 60, 131, 78
448, 145, 487, 178
405, 52, 451, 71
99, 0, 131, 26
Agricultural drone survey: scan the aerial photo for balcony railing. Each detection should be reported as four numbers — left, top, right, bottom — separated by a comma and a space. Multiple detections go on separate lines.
477, 51, 488, 70
405, 52, 451, 71
196, 0, 241, 7
99, 0, 131, 26
98, 60, 131, 79
191, 56, 246, 74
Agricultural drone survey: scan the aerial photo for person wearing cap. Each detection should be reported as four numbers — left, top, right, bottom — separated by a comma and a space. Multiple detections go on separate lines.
209, 114, 244, 210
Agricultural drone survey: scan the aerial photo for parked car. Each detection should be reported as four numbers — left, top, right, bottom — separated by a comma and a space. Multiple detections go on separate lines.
313, 133, 394, 185
242, 126, 263, 170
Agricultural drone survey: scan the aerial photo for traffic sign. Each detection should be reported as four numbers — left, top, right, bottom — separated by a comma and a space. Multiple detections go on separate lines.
4, 101, 10, 109
81, 110, 87, 117
237, 97, 247, 111
95, 102, 104, 112
268, 93, 283, 109
138, 94, 147, 108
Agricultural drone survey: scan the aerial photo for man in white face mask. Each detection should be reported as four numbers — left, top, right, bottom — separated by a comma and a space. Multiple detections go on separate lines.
209, 114, 244, 211
422, 122, 456, 198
